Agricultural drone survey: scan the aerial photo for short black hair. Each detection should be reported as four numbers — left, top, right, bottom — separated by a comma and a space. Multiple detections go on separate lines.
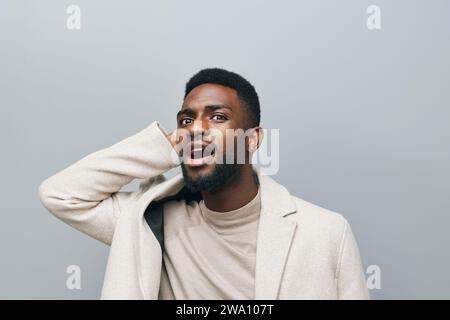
184, 68, 260, 127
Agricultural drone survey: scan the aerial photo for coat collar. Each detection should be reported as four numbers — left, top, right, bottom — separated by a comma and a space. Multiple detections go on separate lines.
138, 166, 299, 299
146, 166, 297, 218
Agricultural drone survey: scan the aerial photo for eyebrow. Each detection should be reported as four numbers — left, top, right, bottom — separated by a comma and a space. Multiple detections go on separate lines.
177, 104, 232, 118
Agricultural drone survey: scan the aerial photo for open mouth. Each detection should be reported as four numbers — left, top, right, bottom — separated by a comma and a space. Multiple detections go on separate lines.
184, 144, 216, 167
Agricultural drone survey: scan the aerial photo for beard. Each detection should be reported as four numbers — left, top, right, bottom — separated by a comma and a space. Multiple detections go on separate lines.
181, 162, 244, 193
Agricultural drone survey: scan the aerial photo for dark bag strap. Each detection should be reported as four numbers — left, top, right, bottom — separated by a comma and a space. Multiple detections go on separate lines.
143, 187, 202, 254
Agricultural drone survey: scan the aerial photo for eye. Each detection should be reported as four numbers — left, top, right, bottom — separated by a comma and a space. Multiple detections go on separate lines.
211, 114, 227, 121
179, 118, 193, 126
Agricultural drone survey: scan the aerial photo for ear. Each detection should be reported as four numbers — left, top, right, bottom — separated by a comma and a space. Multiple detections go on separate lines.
248, 126, 264, 153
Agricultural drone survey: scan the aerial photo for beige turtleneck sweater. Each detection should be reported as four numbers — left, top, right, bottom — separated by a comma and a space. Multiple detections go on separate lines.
158, 187, 261, 300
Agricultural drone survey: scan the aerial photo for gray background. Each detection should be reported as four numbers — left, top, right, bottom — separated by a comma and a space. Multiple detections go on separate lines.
1, 0, 449, 299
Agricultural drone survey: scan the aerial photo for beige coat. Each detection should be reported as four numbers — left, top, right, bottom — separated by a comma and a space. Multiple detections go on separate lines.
38, 121, 370, 300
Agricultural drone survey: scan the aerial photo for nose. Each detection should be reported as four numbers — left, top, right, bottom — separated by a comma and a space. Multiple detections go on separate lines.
189, 119, 209, 141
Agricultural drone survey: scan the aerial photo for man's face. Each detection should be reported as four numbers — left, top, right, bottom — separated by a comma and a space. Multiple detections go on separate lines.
176, 83, 251, 192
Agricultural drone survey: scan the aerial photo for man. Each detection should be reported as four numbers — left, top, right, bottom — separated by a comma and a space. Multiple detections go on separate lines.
38, 68, 369, 299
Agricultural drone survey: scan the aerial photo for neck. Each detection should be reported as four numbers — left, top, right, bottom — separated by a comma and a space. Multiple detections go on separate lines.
201, 165, 259, 212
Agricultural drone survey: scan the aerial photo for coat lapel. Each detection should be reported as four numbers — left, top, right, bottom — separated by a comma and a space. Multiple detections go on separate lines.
254, 169, 298, 299
135, 173, 185, 299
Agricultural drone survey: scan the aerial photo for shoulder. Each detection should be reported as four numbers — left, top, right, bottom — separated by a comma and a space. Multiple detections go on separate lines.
287, 194, 350, 246
291, 195, 348, 225
258, 172, 350, 243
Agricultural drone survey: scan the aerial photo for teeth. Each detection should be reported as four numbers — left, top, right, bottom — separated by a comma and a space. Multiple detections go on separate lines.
191, 148, 203, 159
188, 145, 215, 161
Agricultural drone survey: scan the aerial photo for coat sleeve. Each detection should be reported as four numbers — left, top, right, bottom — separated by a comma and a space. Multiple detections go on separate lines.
37, 121, 180, 246
336, 220, 371, 299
